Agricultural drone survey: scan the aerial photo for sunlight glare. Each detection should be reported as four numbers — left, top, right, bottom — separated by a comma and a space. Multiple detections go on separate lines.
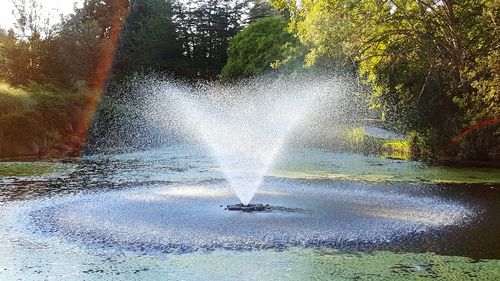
0, 0, 82, 30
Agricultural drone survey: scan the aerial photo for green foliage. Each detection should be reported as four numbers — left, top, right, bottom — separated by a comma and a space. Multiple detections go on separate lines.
0, 0, 497, 162
0, 0, 130, 89
274, 0, 500, 161
382, 139, 410, 160
0, 82, 87, 157
248, 0, 280, 23
220, 16, 305, 80
113, 0, 185, 76
172, 0, 251, 78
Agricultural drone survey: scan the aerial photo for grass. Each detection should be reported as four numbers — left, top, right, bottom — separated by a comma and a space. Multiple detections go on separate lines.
382, 139, 410, 160
0, 82, 29, 96
0, 82, 34, 114
0, 82, 88, 158
344, 127, 411, 160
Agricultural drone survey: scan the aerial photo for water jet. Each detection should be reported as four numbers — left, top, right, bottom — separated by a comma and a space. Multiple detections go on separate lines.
145, 75, 353, 205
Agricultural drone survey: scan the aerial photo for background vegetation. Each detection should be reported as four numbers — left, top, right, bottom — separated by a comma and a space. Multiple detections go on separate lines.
270, 0, 499, 162
0, 0, 498, 163
220, 16, 305, 80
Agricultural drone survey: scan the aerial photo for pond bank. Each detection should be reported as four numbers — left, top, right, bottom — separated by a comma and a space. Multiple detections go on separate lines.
0, 82, 88, 161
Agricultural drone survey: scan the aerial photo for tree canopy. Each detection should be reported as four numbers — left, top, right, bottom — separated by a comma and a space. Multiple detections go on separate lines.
112, 0, 184, 76
220, 16, 304, 80
272, 0, 500, 160
0, 0, 498, 161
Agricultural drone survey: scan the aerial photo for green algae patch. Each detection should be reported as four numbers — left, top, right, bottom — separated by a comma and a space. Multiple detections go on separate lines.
0, 162, 60, 177
112, 249, 500, 280
173, 249, 500, 280
272, 151, 500, 184
305, 250, 500, 281
272, 167, 500, 184
413, 167, 500, 184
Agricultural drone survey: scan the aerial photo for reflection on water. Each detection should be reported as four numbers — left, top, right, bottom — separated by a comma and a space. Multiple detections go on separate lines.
0, 146, 221, 202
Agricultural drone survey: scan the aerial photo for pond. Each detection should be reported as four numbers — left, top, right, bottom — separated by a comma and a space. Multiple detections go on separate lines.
0, 146, 499, 280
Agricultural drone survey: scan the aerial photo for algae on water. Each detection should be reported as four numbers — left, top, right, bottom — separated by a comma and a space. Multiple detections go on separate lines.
0, 162, 60, 177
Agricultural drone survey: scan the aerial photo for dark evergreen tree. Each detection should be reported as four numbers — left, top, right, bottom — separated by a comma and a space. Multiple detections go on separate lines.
172, 0, 251, 78
55, 0, 129, 89
112, 0, 185, 76
248, 0, 278, 23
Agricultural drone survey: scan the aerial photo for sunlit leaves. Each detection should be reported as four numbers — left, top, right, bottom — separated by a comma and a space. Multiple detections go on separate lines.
278, 0, 499, 159
220, 16, 304, 80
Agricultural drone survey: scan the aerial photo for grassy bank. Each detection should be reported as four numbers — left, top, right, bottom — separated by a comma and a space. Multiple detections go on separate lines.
344, 126, 411, 160
0, 82, 89, 159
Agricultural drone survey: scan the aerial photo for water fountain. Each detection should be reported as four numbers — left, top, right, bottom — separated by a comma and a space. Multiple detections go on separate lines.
145, 74, 354, 206
1, 74, 496, 281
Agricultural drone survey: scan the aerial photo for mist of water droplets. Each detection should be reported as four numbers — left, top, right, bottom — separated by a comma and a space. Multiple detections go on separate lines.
142, 74, 365, 204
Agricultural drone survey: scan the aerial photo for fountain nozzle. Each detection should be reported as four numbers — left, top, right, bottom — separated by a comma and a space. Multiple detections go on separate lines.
225, 203, 271, 212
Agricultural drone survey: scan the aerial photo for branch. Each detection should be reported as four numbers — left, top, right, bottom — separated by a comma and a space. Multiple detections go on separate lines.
416, 69, 432, 104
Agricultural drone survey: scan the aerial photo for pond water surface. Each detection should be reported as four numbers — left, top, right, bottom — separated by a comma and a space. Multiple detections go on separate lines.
0, 146, 499, 280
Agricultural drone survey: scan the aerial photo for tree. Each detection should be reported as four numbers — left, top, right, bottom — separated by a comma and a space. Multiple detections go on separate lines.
1, 0, 129, 88
112, 0, 185, 76
248, 0, 279, 23
273, 0, 500, 160
3, 0, 55, 85
220, 16, 304, 80
56, 11, 102, 88
0, 29, 25, 83
172, 0, 251, 78
57, 0, 129, 89
0, 29, 7, 73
